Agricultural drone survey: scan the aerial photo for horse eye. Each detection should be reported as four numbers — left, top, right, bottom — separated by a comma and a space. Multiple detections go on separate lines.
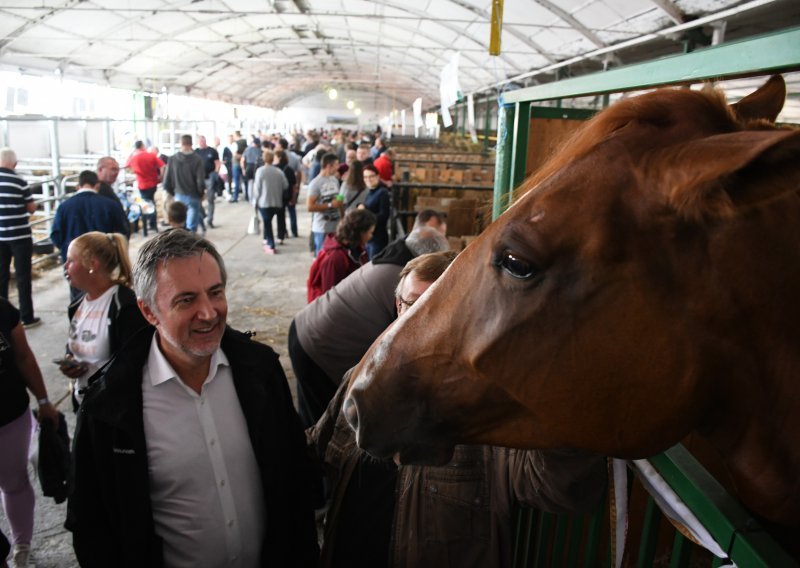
498, 251, 537, 280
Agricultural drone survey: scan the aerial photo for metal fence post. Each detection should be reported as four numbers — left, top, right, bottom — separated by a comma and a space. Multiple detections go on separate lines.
49, 118, 61, 180
492, 101, 514, 220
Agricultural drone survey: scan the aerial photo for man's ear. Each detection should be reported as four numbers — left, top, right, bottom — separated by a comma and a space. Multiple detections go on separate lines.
137, 299, 160, 327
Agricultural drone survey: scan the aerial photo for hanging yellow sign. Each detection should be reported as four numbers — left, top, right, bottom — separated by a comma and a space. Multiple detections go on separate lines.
489, 0, 503, 56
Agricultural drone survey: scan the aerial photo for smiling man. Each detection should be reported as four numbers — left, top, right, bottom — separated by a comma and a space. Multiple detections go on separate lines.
66, 230, 318, 568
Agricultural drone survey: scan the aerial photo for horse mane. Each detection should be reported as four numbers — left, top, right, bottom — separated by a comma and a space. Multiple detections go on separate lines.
516, 85, 737, 200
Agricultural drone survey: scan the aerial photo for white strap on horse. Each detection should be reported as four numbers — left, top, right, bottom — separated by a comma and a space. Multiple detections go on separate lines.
610, 458, 736, 568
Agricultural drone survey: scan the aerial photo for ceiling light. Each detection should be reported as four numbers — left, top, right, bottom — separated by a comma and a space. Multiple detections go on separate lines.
346, 100, 354, 110
328, 88, 338, 100
354, 108, 362, 116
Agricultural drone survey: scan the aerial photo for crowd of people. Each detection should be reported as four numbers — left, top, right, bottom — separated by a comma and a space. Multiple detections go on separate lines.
0, 128, 607, 568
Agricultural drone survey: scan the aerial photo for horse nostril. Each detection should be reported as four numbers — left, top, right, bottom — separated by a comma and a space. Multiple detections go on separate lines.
343, 397, 359, 432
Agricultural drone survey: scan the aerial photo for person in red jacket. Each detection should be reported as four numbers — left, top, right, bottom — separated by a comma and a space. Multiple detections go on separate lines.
307, 209, 375, 303
373, 147, 394, 186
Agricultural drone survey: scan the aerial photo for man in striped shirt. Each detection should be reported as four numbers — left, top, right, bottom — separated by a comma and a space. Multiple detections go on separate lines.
0, 148, 39, 328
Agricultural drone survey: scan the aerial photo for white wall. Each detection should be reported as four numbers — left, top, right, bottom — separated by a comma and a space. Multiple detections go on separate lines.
283, 90, 397, 131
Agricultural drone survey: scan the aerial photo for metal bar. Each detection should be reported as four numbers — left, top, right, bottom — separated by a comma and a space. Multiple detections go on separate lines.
564, 514, 581, 567
648, 446, 799, 567
551, 513, 569, 567
396, 158, 493, 165
396, 150, 491, 156
510, 101, 531, 192
48, 119, 61, 180
521, 508, 537, 567
668, 533, 692, 568
394, 182, 494, 190
534, 511, 554, 566
583, 493, 606, 568
512, 507, 524, 568
501, 26, 800, 105
483, 98, 491, 153
103, 120, 112, 155
636, 497, 662, 567
492, 103, 514, 219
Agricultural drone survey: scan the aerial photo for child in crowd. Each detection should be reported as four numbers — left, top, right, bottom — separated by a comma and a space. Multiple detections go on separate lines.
167, 201, 188, 229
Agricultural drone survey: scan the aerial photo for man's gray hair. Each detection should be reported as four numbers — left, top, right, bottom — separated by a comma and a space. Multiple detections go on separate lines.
133, 229, 227, 307
406, 226, 449, 257
0, 147, 17, 168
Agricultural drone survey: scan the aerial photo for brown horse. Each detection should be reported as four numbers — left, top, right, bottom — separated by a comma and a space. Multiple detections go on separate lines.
344, 76, 800, 529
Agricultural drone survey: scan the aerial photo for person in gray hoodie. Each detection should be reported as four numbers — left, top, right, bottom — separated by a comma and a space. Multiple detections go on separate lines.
251, 149, 288, 254
162, 134, 205, 232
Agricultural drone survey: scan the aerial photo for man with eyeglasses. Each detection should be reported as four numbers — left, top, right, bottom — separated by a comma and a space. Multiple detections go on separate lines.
288, 225, 448, 429
308, 251, 607, 568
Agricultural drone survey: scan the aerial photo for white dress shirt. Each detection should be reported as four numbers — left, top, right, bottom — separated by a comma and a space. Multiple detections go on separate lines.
142, 335, 266, 568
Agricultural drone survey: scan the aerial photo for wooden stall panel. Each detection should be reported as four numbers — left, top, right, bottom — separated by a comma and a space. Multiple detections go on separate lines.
522, 108, 597, 197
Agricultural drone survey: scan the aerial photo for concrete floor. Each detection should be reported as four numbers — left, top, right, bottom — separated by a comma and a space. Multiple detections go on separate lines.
0, 192, 316, 567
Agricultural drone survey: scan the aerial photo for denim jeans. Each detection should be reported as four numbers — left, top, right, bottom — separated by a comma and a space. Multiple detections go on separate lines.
286, 204, 298, 237
312, 232, 326, 257
232, 164, 243, 202
204, 174, 218, 223
175, 194, 202, 232
259, 207, 286, 249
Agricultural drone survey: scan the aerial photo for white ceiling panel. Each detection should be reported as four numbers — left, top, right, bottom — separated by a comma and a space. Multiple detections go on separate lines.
0, 0, 795, 109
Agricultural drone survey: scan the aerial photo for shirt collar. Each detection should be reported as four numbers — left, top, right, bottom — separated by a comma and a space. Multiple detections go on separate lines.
147, 333, 229, 388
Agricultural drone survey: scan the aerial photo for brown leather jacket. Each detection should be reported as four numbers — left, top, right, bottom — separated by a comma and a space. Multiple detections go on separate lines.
308, 378, 607, 568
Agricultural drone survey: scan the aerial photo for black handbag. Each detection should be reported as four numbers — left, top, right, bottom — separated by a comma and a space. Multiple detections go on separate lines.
38, 411, 71, 504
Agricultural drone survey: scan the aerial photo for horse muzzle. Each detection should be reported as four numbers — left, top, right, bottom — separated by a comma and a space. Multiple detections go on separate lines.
344, 378, 456, 465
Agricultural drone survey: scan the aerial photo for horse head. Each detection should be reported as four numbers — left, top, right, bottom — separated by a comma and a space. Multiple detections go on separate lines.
345, 76, 800, 527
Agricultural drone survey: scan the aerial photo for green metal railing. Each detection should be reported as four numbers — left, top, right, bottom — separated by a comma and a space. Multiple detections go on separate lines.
492, 26, 800, 220
512, 446, 797, 567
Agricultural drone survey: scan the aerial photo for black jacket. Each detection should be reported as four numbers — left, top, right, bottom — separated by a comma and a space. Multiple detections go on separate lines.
38, 410, 71, 504
65, 326, 319, 568
371, 236, 412, 266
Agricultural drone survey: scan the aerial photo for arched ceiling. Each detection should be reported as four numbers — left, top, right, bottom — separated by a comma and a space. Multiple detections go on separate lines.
0, 0, 798, 110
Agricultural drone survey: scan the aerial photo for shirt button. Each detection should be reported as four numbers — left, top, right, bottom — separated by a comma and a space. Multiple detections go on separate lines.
220, 479, 226, 487
210, 439, 215, 446
228, 519, 234, 527
429, 485, 438, 494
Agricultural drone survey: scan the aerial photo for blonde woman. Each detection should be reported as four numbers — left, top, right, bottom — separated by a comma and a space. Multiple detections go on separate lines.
59, 232, 147, 407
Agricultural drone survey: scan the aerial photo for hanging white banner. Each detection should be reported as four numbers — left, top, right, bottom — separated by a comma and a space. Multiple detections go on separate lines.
439, 52, 461, 128
441, 106, 452, 128
467, 93, 478, 143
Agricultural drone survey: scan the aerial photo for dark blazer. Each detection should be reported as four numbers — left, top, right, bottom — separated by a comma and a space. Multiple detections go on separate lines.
66, 326, 319, 568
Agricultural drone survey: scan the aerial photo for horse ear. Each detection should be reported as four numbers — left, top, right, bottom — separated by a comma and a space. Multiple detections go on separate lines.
653, 129, 800, 220
730, 75, 786, 123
